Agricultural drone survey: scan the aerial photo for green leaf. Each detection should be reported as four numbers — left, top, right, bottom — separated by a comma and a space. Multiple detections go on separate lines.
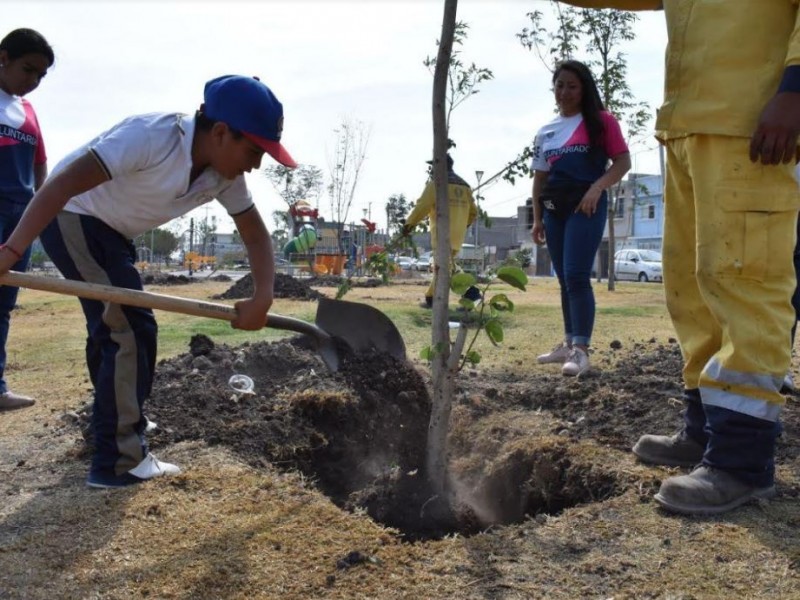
335, 280, 352, 300
450, 272, 476, 295
485, 318, 504, 345
488, 293, 514, 313
465, 350, 481, 365
420, 346, 434, 361
458, 298, 476, 312
496, 266, 528, 291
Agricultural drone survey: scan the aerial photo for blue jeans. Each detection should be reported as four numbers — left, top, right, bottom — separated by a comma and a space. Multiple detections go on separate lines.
543, 195, 607, 346
0, 199, 32, 395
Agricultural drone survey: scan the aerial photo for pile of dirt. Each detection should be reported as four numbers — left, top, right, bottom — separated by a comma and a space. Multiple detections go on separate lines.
141, 272, 232, 286
138, 336, 717, 538
306, 275, 383, 288
141, 334, 467, 537
141, 273, 197, 286
214, 273, 322, 301
71, 335, 800, 541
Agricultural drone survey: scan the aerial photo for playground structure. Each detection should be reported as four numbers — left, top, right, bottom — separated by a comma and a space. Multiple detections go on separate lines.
183, 251, 216, 272
282, 200, 383, 276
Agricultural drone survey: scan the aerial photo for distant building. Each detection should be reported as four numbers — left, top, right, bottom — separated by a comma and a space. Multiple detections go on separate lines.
410, 215, 527, 266
612, 172, 664, 251
207, 232, 243, 260
597, 172, 664, 277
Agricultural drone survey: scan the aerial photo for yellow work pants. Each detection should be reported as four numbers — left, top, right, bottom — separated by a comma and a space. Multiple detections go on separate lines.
663, 136, 799, 421
425, 250, 460, 300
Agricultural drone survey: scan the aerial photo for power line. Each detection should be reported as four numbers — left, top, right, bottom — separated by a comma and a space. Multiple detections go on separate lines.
483, 193, 528, 209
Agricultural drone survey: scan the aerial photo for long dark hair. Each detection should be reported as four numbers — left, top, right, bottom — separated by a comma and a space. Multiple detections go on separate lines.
553, 60, 605, 152
0, 28, 54, 66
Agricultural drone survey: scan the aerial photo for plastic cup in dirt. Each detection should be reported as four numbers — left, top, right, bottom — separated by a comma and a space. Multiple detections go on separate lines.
228, 374, 255, 395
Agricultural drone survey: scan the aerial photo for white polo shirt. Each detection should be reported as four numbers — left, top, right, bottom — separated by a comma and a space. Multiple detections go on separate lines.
51, 113, 253, 239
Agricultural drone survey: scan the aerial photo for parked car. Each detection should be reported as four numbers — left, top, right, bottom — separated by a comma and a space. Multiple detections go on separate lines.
394, 256, 415, 271
413, 253, 433, 272
614, 249, 663, 282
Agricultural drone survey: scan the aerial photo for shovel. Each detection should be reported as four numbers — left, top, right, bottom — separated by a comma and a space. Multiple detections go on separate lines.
0, 271, 406, 372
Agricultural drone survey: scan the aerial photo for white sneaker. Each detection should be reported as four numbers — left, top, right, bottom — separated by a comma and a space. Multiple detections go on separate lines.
562, 347, 590, 376
537, 342, 572, 364
144, 417, 158, 433
128, 454, 181, 480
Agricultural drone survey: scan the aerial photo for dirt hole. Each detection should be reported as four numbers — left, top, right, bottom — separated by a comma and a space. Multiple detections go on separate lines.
74, 335, 652, 541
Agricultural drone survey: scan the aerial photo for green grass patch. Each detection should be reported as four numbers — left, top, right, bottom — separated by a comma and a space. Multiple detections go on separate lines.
597, 305, 663, 317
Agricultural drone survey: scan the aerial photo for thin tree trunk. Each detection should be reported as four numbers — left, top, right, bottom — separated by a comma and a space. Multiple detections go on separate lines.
426, 0, 458, 495
607, 188, 616, 291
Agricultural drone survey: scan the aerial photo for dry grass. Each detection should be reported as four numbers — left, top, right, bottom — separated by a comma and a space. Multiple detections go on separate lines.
1, 275, 798, 600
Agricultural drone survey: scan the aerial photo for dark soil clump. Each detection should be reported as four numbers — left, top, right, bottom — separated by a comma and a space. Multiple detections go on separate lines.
140, 271, 231, 286
213, 273, 323, 301
507, 341, 687, 451
306, 275, 383, 288
144, 335, 459, 537
141, 273, 197, 286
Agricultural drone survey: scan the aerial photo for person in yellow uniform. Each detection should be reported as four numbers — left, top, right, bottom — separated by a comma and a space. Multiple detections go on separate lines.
403, 153, 480, 308
559, 0, 800, 515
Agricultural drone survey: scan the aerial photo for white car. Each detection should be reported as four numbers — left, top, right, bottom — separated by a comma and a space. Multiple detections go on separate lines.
413, 254, 433, 272
394, 256, 415, 271
614, 249, 663, 283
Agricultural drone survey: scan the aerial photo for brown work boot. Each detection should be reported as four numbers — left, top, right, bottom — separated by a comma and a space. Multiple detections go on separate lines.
0, 390, 36, 411
632, 430, 705, 467
654, 466, 776, 515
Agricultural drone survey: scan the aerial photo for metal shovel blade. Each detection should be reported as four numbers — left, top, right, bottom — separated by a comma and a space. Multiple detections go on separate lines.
315, 297, 406, 362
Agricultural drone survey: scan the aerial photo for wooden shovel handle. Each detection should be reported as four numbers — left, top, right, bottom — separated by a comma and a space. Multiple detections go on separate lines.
0, 271, 328, 341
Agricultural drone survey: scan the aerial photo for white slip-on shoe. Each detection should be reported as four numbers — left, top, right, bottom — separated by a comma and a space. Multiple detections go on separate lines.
128, 454, 181, 480
537, 342, 572, 365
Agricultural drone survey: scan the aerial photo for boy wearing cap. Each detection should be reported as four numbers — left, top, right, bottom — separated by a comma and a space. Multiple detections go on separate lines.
0, 75, 296, 488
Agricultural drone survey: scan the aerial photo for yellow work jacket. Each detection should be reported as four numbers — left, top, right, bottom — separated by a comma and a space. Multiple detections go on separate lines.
564, 1, 800, 140
406, 174, 477, 254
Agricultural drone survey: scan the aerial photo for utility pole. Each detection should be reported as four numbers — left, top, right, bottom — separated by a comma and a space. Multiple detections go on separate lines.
475, 170, 484, 270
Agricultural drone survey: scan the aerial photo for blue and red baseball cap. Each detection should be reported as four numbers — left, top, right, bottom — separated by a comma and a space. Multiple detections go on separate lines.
203, 75, 297, 168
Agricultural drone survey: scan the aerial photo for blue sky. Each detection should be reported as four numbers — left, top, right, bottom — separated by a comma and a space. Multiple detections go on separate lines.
6, 1, 668, 233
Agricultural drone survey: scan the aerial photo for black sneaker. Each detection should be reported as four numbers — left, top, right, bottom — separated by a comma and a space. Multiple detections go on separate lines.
463, 286, 482, 302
